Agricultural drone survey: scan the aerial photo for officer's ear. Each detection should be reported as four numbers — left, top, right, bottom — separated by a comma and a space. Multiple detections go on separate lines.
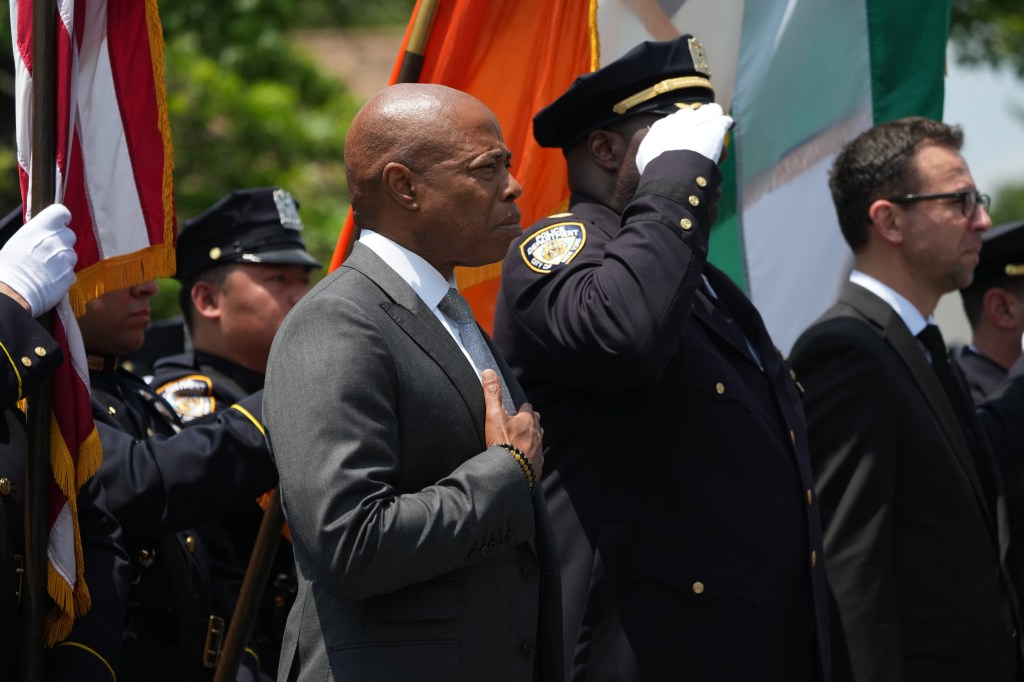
190, 280, 224, 321
587, 129, 629, 172
382, 162, 418, 211
867, 199, 903, 247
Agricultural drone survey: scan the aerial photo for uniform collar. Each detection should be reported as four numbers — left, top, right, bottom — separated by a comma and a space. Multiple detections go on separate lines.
86, 354, 119, 373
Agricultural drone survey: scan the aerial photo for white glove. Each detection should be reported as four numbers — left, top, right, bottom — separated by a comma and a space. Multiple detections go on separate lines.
0, 203, 77, 316
635, 103, 734, 174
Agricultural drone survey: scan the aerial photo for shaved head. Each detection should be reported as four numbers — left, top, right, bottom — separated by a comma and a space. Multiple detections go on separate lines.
346, 84, 481, 227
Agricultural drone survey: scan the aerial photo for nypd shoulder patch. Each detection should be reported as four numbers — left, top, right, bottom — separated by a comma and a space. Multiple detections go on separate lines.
520, 221, 587, 274
156, 375, 216, 423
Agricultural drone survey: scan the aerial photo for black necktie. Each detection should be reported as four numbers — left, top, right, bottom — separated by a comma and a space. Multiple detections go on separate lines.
917, 324, 976, 437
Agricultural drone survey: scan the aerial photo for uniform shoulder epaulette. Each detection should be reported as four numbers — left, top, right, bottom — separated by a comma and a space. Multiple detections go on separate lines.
520, 213, 587, 275
155, 373, 216, 422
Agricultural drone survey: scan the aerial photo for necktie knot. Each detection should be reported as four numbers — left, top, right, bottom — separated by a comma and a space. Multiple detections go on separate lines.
917, 324, 948, 366
438, 288, 475, 326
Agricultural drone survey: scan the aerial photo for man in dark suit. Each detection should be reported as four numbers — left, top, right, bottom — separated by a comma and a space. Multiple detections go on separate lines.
263, 83, 561, 682
790, 117, 1023, 681
955, 219, 1024, 403
493, 37, 833, 681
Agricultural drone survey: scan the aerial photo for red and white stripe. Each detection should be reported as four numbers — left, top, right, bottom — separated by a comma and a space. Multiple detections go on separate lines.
9, 0, 176, 643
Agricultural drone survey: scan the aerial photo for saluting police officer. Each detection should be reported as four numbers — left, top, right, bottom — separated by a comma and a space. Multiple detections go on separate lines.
151, 187, 320, 677
493, 36, 838, 681
0, 204, 129, 680
77, 271, 278, 680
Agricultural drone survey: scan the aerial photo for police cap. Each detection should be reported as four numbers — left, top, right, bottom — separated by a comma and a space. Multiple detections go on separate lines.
176, 187, 322, 283
963, 219, 1024, 296
533, 34, 715, 150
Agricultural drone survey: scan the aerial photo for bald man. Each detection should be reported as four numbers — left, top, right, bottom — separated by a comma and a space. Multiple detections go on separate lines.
263, 84, 562, 682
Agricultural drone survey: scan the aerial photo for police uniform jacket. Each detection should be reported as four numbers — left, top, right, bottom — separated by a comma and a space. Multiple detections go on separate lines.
493, 150, 832, 682
152, 349, 295, 677
1, 294, 129, 681
953, 345, 1007, 405
89, 363, 275, 681
791, 283, 1024, 682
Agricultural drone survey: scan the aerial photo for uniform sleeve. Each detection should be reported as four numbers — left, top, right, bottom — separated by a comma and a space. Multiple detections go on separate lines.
496, 150, 719, 390
265, 291, 536, 602
790, 317, 905, 681
0, 294, 62, 408
93, 391, 277, 537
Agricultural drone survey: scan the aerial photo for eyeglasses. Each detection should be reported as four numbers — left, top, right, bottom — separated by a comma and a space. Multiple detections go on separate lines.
886, 189, 991, 219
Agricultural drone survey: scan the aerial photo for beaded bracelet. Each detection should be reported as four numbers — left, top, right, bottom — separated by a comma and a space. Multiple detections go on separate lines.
496, 442, 535, 493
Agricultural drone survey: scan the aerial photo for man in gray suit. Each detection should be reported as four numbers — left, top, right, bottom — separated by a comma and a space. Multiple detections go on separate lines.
264, 83, 562, 682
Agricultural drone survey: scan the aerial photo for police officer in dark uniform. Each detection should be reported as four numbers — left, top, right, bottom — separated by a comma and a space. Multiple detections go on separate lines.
493, 37, 837, 681
1, 203, 129, 680
956, 219, 1024, 404
151, 187, 320, 677
77, 273, 278, 681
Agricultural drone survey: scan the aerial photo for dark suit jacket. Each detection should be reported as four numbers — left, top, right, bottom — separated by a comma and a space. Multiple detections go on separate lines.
264, 243, 562, 682
494, 150, 832, 681
790, 281, 1022, 682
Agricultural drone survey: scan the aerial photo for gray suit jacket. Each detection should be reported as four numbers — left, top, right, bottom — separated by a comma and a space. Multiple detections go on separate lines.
264, 243, 562, 682
791, 281, 1021, 682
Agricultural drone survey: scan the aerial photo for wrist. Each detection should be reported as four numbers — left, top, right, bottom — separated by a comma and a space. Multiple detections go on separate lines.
496, 442, 535, 493
0, 282, 31, 313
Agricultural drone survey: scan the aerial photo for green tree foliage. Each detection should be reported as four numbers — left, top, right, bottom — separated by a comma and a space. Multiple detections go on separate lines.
950, 0, 1024, 76
991, 183, 1024, 225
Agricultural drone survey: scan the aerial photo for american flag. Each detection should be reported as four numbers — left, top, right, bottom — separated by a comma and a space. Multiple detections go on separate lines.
9, 0, 176, 643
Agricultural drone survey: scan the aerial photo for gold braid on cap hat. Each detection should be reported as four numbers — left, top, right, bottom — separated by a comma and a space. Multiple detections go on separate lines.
612, 76, 715, 115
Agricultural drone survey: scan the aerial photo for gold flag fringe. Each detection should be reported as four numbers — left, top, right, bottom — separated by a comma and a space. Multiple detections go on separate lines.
44, 416, 102, 646
588, 0, 600, 71
68, 244, 177, 316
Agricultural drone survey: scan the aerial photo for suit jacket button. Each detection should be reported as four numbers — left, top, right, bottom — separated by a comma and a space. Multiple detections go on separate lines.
520, 641, 535, 656
522, 562, 538, 579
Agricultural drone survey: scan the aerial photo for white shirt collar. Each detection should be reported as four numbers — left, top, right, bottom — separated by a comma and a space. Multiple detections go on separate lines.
849, 270, 932, 336
358, 229, 455, 310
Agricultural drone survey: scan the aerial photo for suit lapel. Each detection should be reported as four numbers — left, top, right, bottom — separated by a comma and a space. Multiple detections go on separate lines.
345, 244, 487, 442
839, 282, 995, 528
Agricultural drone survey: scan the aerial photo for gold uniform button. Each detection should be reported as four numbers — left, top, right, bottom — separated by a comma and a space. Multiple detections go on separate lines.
185, 536, 197, 554
34, 346, 47, 358
688, 195, 700, 207
789, 430, 796, 445
715, 382, 725, 395
679, 218, 693, 231
0, 478, 11, 496
806, 489, 814, 506
696, 176, 708, 188
692, 581, 705, 595
20, 356, 32, 368
108, 405, 117, 415
811, 550, 817, 567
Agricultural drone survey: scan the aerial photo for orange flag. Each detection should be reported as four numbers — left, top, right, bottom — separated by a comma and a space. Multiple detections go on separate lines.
330, 0, 597, 332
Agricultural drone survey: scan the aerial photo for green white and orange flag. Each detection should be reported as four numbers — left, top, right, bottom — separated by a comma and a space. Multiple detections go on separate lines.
332, 0, 951, 348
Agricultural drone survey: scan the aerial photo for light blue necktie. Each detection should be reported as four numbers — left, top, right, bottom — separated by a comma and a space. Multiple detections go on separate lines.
438, 287, 516, 415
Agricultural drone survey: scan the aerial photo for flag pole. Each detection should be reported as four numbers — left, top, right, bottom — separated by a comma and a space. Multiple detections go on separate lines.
212, 489, 284, 682
396, 0, 441, 83
21, 0, 59, 677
